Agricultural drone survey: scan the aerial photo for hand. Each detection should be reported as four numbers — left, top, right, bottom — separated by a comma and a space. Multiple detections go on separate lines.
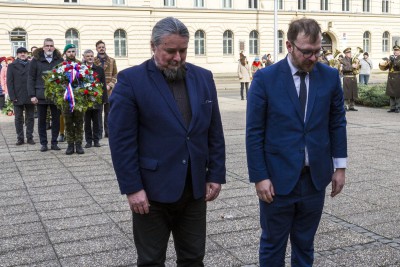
331, 168, 345, 197
107, 85, 111, 91
31, 97, 38, 104
127, 190, 150, 214
255, 179, 275, 203
205, 182, 221, 201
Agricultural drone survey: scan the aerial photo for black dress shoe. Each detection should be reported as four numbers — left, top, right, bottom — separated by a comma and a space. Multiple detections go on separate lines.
85, 143, 92, 148
46, 123, 51, 130
27, 139, 35, 145
93, 141, 101, 147
51, 144, 61, 150
65, 144, 74, 155
387, 109, 396, 113
16, 140, 24, 146
349, 108, 358, 111
40, 145, 48, 152
75, 143, 85, 154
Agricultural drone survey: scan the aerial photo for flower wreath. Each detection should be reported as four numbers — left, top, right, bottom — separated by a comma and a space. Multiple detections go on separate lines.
44, 61, 103, 112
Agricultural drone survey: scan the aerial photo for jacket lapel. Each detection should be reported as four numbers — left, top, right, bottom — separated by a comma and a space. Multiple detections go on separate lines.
185, 66, 198, 132
281, 60, 303, 121
147, 60, 187, 129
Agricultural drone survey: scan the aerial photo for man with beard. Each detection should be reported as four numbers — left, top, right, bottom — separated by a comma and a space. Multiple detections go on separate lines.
246, 18, 347, 266
28, 38, 63, 152
82, 49, 106, 148
108, 17, 226, 266
94, 40, 117, 138
7, 47, 35, 146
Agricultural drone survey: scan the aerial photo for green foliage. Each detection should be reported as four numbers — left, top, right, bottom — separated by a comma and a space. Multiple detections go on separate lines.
1, 97, 14, 115
355, 83, 389, 107
44, 61, 103, 113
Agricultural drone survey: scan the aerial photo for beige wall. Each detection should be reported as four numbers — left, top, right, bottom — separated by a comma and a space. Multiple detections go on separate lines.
1, 0, 400, 74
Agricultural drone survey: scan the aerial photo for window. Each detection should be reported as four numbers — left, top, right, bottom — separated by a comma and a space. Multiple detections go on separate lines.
10, 28, 26, 57
278, 0, 283, 9
249, 30, 259, 55
65, 28, 79, 56
114, 29, 127, 57
64, 0, 77, 3
320, 0, 328, 10
363, 0, 370, 12
249, 0, 258, 9
342, 0, 349, 11
382, 0, 389, 13
222, 0, 232, 8
382, 31, 390, 52
278, 30, 284, 54
363, 31, 371, 52
113, 0, 125, 4
194, 30, 205, 55
298, 0, 306, 10
164, 0, 175, 7
194, 0, 204, 7
223, 30, 234, 55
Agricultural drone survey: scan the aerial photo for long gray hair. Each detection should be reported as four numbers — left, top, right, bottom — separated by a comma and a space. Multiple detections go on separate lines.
151, 17, 189, 46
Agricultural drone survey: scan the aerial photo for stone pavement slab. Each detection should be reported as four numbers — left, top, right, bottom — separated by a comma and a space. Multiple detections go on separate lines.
0, 86, 400, 266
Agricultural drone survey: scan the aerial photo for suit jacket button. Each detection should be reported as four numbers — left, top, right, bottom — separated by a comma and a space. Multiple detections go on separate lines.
186, 136, 190, 140
182, 160, 187, 164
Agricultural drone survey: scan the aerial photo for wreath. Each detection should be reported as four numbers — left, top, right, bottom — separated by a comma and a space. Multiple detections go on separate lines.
44, 61, 103, 112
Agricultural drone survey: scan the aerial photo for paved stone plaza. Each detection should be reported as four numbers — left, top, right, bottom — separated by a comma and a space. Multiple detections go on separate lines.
1, 82, 400, 266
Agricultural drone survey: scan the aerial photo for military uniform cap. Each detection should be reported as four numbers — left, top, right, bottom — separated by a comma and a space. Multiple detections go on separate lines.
393, 45, 400, 50
343, 47, 351, 53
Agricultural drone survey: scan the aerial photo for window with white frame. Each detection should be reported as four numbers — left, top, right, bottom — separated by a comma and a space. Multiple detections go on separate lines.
114, 29, 127, 57
342, 0, 349, 11
164, 0, 175, 7
249, 30, 259, 55
298, 0, 306, 10
65, 28, 79, 56
278, 0, 283, 9
363, 31, 371, 52
222, 0, 232, 8
10, 28, 26, 57
278, 30, 284, 54
382, 0, 389, 13
194, 0, 204, 7
195, 30, 205, 55
223, 30, 234, 55
363, 0, 370, 12
113, 0, 125, 5
320, 0, 328, 10
382, 31, 390, 52
249, 0, 258, 9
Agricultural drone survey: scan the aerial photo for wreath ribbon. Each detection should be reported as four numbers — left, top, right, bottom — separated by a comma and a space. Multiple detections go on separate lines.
64, 65, 78, 112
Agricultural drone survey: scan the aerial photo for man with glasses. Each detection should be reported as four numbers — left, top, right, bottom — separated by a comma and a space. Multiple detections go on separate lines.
28, 38, 63, 152
246, 18, 347, 266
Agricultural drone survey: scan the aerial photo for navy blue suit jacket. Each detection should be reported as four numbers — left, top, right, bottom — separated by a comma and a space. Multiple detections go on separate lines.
246, 57, 347, 195
109, 59, 226, 203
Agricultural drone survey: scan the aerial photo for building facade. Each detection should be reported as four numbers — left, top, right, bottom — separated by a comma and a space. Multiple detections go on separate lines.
1, 0, 400, 74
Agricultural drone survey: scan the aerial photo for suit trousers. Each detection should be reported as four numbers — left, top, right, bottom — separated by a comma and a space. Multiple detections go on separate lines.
259, 170, 325, 267
84, 109, 100, 144
132, 179, 206, 267
13, 104, 34, 141
37, 104, 60, 146
98, 103, 109, 137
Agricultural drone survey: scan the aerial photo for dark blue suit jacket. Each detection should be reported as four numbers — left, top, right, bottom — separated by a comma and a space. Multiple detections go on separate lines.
109, 59, 226, 203
246, 57, 347, 195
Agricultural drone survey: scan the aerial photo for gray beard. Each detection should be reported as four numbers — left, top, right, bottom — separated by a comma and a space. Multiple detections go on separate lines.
161, 65, 186, 82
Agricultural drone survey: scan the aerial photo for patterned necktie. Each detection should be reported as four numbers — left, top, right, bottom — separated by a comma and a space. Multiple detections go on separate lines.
296, 71, 307, 119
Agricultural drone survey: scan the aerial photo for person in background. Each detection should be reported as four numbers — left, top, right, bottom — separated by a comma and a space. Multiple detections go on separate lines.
246, 18, 347, 266
7, 47, 35, 146
266, 54, 274, 67
28, 38, 63, 152
251, 56, 262, 75
83, 49, 106, 148
0, 57, 6, 110
108, 17, 226, 266
359, 52, 373, 85
237, 56, 252, 100
379, 45, 400, 113
341, 47, 359, 111
94, 40, 117, 138
0, 56, 15, 97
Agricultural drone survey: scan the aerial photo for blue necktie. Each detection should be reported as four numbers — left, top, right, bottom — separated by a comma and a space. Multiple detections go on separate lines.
296, 71, 307, 119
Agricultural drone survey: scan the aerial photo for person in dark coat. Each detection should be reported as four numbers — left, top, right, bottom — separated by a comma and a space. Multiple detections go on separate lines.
82, 49, 107, 148
379, 45, 400, 113
27, 38, 63, 152
7, 47, 35, 145
341, 47, 360, 111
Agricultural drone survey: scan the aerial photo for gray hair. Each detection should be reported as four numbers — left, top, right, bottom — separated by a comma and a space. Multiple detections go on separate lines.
83, 49, 94, 56
151, 17, 189, 46
43, 38, 54, 44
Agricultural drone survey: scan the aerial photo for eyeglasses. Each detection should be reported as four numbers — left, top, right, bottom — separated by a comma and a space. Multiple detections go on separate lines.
292, 42, 323, 59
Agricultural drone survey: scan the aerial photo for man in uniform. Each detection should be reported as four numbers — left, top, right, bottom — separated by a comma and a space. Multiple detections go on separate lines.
341, 47, 359, 111
379, 45, 400, 113
319, 49, 331, 65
